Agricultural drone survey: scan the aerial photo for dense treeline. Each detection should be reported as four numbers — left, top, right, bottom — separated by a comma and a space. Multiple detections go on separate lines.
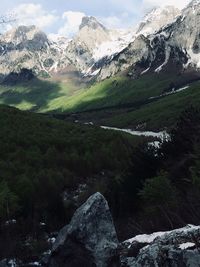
0, 105, 142, 222
113, 106, 200, 238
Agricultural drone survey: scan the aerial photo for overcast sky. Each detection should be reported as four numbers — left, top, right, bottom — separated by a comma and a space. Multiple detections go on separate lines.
1, 0, 191, 36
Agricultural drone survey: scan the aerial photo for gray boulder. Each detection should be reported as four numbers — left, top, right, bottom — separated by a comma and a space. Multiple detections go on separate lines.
122, 225, 200, 267
48, 192, 119, 267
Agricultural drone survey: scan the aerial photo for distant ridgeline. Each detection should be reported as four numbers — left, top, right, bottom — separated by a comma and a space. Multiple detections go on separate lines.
1, 68, 35, 85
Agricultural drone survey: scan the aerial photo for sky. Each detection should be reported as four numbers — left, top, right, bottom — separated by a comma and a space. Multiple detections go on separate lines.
1, 0, 191, 37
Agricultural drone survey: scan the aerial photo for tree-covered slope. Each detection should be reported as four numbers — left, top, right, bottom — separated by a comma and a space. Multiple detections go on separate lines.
0, 105, 146, 232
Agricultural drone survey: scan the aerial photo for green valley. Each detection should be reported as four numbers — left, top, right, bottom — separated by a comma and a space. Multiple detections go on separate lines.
1, 70, 200, 131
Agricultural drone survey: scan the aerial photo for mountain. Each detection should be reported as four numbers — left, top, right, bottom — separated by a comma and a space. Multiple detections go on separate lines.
65, 16, 112, 74
65, 16, 137, 76
0, 17, 133, 79
0, 6, 181, 80
0, 25, 70, 77
136, 6, 180, 36
99, 1, 200, 79
2, 1, 200, 124
2, 3, 200, 263
87, 6, 182, 79
138, 0, 200, 74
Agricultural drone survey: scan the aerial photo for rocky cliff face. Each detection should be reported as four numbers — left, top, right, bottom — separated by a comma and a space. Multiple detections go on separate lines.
91, 1, 200, 80
94, 35, 151, 80
0, 5, 182, 80
64, 16, 112, 74
89, 6, 182, 80
0, 25, 70, 77
136, 6, 180, 36
138, 0, 200, 75
1, 1, 200, 81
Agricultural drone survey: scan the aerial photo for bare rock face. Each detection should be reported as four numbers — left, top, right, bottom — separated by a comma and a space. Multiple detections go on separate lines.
0, 6, 190, 80
121, 225, 200, 267
0, 25, 70, 77
136, 6, 180, 36
48, 192, 119, 267
90, 2, 200, 79
96, 35, 151, 80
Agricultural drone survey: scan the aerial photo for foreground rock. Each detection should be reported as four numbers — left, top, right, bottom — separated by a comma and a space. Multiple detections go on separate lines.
48, 192, 119, 267
2, 192, 200, 266
47, 192, 200, 267
122, 225, 200, 266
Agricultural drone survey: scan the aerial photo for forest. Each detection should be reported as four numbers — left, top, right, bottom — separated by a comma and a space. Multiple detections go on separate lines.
1, 105, 200, 261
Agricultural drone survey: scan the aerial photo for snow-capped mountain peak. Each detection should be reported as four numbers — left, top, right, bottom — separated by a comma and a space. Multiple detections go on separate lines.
1, 2, 200, 81
187, 0, 200, 8
136, 6, 180, 36
1, 25, 48, 46
79, 16, 107, 31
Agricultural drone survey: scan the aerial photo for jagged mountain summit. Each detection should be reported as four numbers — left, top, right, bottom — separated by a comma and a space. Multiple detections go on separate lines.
0, 2, 200, 81
0, 25, 70, 76
91, 0, 200, 80
0, 16, 133, 78
145, 0, 200, 72
135, 5, 180, 36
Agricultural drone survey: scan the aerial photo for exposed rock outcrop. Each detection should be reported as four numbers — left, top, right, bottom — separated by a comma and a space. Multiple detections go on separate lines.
47, 192, 200, 267
136, 6, 180, 36
48, 192, 119, 267
3, 192, 200, 267
121, 225, 200, 267
0, 25, 70, 77
0, 5, 182, 80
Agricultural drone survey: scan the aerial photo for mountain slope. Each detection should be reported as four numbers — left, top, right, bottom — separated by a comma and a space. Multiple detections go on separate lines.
0, 25, 70, 77
135, 6, 180, 36
55, 71, 200, 130
91, 1, 200, 80
0, 6, 182, 80
1, 1, 200, 132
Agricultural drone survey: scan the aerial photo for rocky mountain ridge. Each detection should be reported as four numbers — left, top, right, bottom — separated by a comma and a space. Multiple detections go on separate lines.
0, 5, 183, 80
1, 1, 200, 82
94, 0, 200, 80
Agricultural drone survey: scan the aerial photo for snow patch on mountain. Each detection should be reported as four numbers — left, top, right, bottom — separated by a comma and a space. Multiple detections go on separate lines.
186, 48, 200, 68
92, 31, 135, 60
1, 3, 200, 80
136, 6, 180, 36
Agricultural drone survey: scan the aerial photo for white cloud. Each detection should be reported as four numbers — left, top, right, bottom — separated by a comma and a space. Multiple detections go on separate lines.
12, 3, 58, 29
58, 11, 85, 37
142, 0, 190, 9
2, 0, 192, 36
99, 13, 137, 29
99, 16, 122, 28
